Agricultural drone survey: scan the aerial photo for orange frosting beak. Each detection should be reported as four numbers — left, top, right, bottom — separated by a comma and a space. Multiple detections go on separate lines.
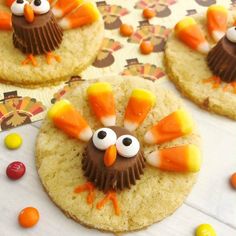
24, 4, 34, 23
104, 145, 117, 167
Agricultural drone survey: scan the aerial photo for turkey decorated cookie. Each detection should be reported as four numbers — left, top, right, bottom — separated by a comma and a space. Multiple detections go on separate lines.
0, 0, 104, 87
165, 5, 236, 119
36, 76, 201, 233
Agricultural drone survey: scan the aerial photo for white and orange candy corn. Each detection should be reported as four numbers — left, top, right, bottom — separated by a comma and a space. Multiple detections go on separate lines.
58, 2, 100, 30
146, 145, 201, 172
144, 109, 193, 145
52, 0, 83, 19
124, 89, 155, 132
48, 99, 92, 142
87, 82, 116, 126
175, 17, 210, 54
0, 11, 12, 30
207, 5, 228, 42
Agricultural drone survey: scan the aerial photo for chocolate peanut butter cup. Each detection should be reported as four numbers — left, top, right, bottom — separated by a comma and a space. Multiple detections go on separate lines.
82, 126, 145, 192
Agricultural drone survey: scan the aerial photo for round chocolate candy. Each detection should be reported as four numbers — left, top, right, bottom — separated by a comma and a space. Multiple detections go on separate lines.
6, 161, 26, 180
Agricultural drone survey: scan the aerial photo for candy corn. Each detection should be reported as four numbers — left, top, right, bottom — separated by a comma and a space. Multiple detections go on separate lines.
207, 5, 228, 42
58, 2, 100, 30
48, 99, 92, 142
0, 11, 12, 30
87, 82, 116, 126
5, 0, 15, 7
144, 109, 194, 144
146, 145, 201, 172
52, 0, 83, 19
124, 89, 155, 132
175, 17, 210, 54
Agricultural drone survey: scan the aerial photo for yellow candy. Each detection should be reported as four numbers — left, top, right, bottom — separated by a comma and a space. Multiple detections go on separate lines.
4, 133, 22, 150
124, 88, 156, 131
87, 82, 116, 126
47, 99, 71, 119
196, 224, 217, 236
144, 109, 194, 144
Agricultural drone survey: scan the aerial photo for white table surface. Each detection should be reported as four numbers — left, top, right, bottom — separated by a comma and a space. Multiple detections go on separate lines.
0, 80, 236, 236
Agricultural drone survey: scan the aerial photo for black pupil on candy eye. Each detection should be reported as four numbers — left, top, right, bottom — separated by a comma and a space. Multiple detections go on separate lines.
97, 131, 107, 139
34, 0, 41, 6
123, 138, 132, 146
234, 27, 236, 31
17, 0, 24, 3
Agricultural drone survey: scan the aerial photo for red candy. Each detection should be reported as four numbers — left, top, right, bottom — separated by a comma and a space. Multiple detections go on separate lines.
6, 161, 26, 180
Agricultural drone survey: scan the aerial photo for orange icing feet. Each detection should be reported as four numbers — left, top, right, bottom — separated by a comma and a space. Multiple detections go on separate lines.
203, 76, 236, 94
74, 182, 95, 204
45, 52, 61, 64
96, 191, 120, 216
21, 54, 37, 67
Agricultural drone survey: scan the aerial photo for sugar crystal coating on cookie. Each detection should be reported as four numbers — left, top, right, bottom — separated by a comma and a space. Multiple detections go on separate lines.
36, 77, 202, 231
47, 79, 201, 216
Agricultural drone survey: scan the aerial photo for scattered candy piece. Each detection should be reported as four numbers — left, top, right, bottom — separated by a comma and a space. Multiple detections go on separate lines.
195, 224, 216, 236
58, 2, 100, 30
175, 17, 210, 54
87, 82, 116, 126
0, 11, 12, 30
143, 8, 155, 19
4, 133, 22, 150
146, 145, 201, 172
18, 207, 40, 228
6, 161, 26, 180
120, 24, 134, 37
48, 99, 92, 142
207, 5, 228, 42
124, 88, 155, 131
230, 172, 236, 189
139, 41, 154, 55
52, 0, 83, 18
144, 109, 194, 144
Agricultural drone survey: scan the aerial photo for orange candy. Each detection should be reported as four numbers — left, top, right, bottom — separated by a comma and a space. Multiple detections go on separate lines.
104, 145, 117, 167
230, 173, 236, 189
143, 8, 155, 19
5, 0, 15, 7
18, 207, 39, 228
0, 11, 12, 30
140, 41, 154, 55
24, 4, 35, 23
120, 24, 133, 37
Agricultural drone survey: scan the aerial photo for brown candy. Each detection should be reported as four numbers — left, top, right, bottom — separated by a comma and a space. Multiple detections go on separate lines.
207, 36, 236, 83
82, 126, 146, 192
12, 10, 63, 55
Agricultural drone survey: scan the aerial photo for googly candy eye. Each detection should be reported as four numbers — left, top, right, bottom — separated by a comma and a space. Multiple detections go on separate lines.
93, 128, 117, 150
226, 27, 236, 43
11, 0, 27, 16
31, 0, 50, 15
116, 135, 140, 158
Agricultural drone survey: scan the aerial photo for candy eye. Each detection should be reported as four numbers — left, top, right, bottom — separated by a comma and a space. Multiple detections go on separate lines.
31, 0, 50, 15
92, 128, 117, 150
11, 0, 27, 16
226, 27, 236, 43
116, 135, 140, 158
